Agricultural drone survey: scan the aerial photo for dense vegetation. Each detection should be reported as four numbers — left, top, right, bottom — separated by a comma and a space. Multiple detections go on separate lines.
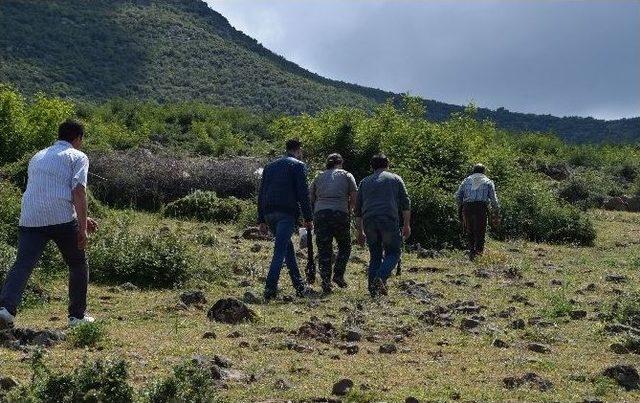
0, 0, 637, 143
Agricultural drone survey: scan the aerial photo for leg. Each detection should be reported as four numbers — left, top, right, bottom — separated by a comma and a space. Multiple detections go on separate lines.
0, 228, 48, 316
463, 204, 476, 259
264, 214, 293, 295
475, 204, 488, 256
314, 212, 334, 290
284, 238, 305, 292
332, 212, 351, 286
51, 221, 88, 319
364, 221, 382, 294
379, 222, 403, 282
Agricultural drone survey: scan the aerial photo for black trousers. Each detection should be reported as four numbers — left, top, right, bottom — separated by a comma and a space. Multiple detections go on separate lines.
462, 202, 488, 257
313, 210, 351, 286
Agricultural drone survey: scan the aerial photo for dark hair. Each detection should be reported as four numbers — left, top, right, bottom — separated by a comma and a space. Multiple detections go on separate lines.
285, 139, 302, 152
370, 154, 389, 170
472, 163, 486, 174
58, 120, 84, 143
326, 153, 343, 169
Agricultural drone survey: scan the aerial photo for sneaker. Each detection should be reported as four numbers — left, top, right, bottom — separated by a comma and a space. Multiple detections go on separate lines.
68, 315, 95, 327
332, 276, 348, 288
374, 278, 388, 296
0, 307, 15, 329
263, 288, 278, 302
321, 282, 333, 295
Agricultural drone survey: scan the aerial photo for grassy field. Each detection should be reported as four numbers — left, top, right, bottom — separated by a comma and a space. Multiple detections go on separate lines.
2, 209, 640, 402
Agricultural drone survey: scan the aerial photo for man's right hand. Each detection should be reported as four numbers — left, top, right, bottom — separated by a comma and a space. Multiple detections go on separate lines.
304, 221, 314, 231
259, 223, 269, 235
356, 231, 366, 246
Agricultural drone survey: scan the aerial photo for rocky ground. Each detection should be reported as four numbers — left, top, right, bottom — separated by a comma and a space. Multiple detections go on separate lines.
1, 209, 640, 402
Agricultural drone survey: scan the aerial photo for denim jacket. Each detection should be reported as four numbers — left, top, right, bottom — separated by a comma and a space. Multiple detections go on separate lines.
258, 154, 313, 223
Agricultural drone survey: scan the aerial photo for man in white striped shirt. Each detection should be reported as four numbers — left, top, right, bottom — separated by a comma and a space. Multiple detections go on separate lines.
0, 120, 98, 329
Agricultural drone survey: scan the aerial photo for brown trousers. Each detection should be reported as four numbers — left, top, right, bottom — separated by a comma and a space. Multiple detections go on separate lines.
462, 201, 488, 258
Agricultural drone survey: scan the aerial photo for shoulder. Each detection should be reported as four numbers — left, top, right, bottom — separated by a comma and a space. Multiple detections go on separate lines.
66, 148, 89, 162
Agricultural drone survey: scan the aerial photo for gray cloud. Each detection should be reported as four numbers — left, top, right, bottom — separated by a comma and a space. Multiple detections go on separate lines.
207, 0, 640, 119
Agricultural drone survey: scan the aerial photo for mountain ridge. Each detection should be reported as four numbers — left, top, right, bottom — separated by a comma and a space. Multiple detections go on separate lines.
0, 0, 637, 142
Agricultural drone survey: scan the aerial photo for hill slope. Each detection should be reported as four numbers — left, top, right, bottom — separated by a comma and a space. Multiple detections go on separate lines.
0, 0, 638, 142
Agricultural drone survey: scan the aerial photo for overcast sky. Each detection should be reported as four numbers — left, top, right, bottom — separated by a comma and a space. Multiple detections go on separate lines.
207, 0, 640, 120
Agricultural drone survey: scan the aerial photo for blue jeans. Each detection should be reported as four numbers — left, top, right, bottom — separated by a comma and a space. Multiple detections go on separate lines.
364, 217, 402, 291
265, 213, 305, 293
0, 220, 88, 318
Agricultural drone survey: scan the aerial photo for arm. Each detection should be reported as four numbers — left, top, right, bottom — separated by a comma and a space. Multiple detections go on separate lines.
354, 184, 365, 245
347, 173, 358, 213
398, 177, 412, 239
295, 163, 313, 226
455, 181, 465, 222
257, 172, 266, 224
73, 186, 88, 250
488, 181, 500, 212
309, 177, 317, 210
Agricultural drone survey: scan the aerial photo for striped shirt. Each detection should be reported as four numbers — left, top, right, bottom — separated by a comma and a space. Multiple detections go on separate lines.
19, 141, 89, 227
455, 173, 500, 210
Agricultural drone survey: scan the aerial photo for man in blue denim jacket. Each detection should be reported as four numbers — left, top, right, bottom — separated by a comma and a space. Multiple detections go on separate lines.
258, 139, 314, 300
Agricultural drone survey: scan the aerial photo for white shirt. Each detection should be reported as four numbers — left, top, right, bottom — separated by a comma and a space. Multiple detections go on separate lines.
19, 141, 89, 227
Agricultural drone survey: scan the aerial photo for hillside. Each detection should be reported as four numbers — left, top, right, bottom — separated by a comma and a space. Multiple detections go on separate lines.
0, 0, 638, 142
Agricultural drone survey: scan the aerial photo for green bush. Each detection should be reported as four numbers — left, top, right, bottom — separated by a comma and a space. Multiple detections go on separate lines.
0, 180, 22, 246
494, 179, 596, 246
146, 359, 219, 403
164, 191, 244, 223
6, 352, 133, 403
89, 217, 194, 288
68, 322, 107, 348
557, 168, 623, 208
409, 185, 462, 249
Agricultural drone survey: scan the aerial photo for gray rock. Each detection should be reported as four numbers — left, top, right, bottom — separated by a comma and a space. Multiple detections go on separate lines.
602, 365, 640, 390
379, 343, 398, 354
569, 310, 587, 320
527, 343, 551, 353
332, 378, 354, 396
274, 378, 292, 391
207, 298, 258, 324
179, 290, 207, 306
119, 282, 139, 291
492, 339, 509, 348
605, 274, 628, 283
0, 376, 18, 391
202, 331, 217, 339
343, 328, 363, 342
243, 290, 263, 304
460, 318, 481, 330
510, 319, 526, 329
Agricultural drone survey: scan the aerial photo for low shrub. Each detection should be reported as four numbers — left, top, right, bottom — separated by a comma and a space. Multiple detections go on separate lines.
146, 359, 219, 403
6, 351, 133, 403
68, 322, 107, 348
557, 168, 623, 208
89, 217, 194, 288
0, 181, 22, 246
90, 150, 262, 210
408, 184, 463, 249
164, 191, 243, 223
603, 292, 640, 328
494, 179, 596, 246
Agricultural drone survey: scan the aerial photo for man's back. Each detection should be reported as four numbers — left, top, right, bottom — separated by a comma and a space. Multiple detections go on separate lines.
258, 155, 312, 222
356, 170, 410, 222
311, 168, 357, 213
21, 141, 89, 227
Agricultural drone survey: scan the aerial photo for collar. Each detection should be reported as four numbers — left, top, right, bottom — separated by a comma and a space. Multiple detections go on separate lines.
54, 140, 73, 148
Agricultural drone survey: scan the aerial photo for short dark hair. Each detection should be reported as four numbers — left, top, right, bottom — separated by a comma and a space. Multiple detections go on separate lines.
58, 120, 84, 143
370, 154, 389, 170
285, 139, 302, 152
472, 163, 486, 174
326, 153, 343, 169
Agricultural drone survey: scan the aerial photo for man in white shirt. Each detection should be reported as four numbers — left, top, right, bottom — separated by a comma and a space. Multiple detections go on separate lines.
0, 120, 98, 329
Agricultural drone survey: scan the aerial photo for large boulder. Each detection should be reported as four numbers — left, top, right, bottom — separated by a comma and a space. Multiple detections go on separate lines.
207, 298, 258, 324
602, 365, 640, 391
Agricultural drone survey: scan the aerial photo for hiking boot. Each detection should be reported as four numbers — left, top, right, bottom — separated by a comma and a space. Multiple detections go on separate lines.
296, 286, 317, 298
321, 282, 333, 295
0, 308, 15, 329
332, 276, 348, 288
263, 288, 278, 302
68, 315, 95, 327
374, 278, 388, 296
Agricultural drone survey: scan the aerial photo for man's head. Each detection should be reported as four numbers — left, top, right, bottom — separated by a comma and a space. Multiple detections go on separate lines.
326, 153, 343, 169
472, 163, 486, 174
58, 120, 84, 149
286, 139, 302, 159
370, 154, 390, 171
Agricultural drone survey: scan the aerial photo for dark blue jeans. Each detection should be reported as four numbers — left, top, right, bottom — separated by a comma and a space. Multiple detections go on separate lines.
364, 217, 402, 291
0, 220, 88, 318
265, 213, 305, 293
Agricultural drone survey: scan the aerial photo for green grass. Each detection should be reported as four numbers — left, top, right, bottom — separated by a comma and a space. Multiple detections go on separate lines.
1, 209, 640, 402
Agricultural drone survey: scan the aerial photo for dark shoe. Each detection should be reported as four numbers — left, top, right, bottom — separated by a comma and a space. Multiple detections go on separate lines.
263, 288, 278, 301
333, 276, 348, 288
375, 278, 388, 296
296, 286, 317, 298
321, 282, 333, 295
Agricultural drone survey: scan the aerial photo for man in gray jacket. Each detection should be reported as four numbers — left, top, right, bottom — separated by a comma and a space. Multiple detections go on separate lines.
355, 154, 411, 297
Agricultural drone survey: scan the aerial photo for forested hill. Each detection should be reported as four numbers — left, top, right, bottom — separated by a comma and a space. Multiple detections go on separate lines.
0, 0, 638, 143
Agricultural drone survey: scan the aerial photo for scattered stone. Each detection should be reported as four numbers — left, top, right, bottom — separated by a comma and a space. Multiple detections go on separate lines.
379, 343, 398, 354
180, 290, 207, 306
510, 319, 526, 329
298, 318, 337, 343
550, 279, 563, 286
610, 343, 629, 354
242, 290, 263, 305
0, 328, 65, 350
503, 372, 553, 391
274, 378, 292, 391
343, 328, 363, 342
497, 307, 516, 318
119, 282, 139, 291
527, 343, 551, 354
0, 376, 18, 391
419, 306, 454, 327
405, 397, 420, 403
569, 310, 587, 320
528, 317, 555, 328
238, 340, 250, 348
332, 378, 354, 396
492, 339, 509, 348
227, 331, 242, 338
251, 244, 262, 253
207, 298, 258, 324
509, 294, 530, 305
602, 365, 640, 390
399, 280, 435, 302
242, 227, 271, 241
605, 274, 628, 284
603, 323, 638, 334
460, 318, 481, 330
238, 279, 253, 287
603, 197, 628, 211
284, 339, 314, 353
202, 331, 217, 339
473, 268, 491, 278
583, 283, 597, 292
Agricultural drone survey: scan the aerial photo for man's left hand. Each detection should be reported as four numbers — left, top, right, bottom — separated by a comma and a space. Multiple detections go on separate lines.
402, 224, 411, 240
87, 217, 99, 234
